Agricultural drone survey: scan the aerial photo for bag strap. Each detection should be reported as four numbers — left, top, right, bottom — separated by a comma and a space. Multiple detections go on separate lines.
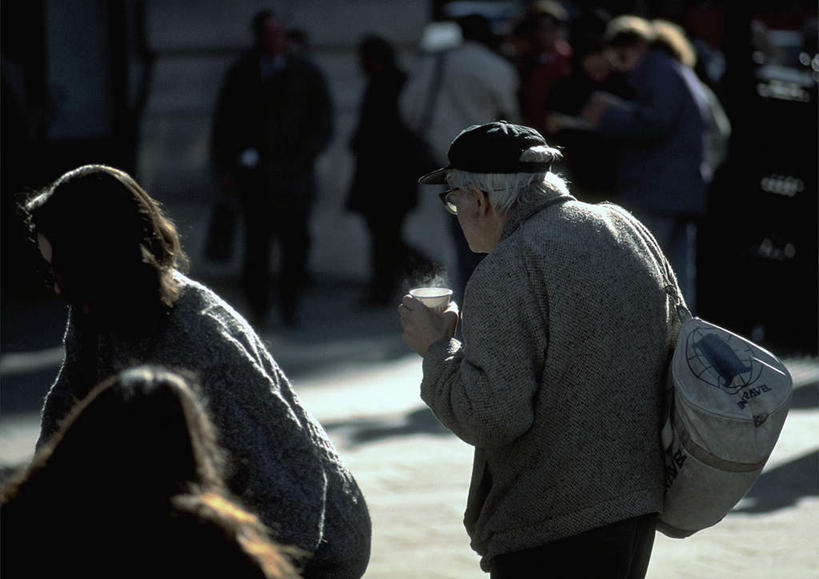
605, 205, 690, 453
416, 51, 447, 137
611, 204, 691, 325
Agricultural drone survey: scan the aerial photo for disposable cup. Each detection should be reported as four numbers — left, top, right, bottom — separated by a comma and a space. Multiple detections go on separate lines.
409, 287, 453, 312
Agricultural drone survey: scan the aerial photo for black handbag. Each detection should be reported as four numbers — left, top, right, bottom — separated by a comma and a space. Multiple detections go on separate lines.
204, 199, 237, 262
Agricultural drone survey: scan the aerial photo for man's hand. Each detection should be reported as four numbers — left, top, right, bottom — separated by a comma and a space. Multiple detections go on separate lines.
398, 295, 459, 356
580, 91, 629, 126
579, 92, 608, 126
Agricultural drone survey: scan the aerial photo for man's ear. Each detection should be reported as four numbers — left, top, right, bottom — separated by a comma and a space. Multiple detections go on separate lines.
471, 188, 492, 217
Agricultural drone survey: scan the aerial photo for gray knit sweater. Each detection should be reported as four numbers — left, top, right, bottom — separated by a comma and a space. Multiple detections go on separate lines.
421, 192, 678, 571
38, 273, 371, 578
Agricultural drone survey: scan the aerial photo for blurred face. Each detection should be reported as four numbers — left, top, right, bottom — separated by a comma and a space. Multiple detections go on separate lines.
38, 233, 93, 313
258, 15, 288, 56
609, 43, 648, 72
37, 233, 60, 295
532, 16, 564, 51
581, 51, 612, 83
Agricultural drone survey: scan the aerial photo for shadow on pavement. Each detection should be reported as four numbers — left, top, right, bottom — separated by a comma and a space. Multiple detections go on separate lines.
731, 451, 819, 515
789, 382, 818, 410
323, 407, 451, 446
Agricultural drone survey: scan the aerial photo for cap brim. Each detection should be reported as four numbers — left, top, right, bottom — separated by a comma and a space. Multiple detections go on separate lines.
418, 167, 448, 185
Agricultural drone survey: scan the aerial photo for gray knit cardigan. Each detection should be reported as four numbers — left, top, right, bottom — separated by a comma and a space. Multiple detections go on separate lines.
421, 192, 679, 571
38, 273, 371, 578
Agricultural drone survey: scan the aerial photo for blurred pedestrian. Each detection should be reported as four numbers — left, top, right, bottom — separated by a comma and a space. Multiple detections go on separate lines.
1, 366, 302, 579
211, 9, 333, 327
651, 19, 731, 185
545, 7, 633, 203
347, 34, 423, 306
401, 13, 520, 302
511, 1, 572, 138
580, 15, 709, 312
22, 164, 371, 578
398, 121, 680, 578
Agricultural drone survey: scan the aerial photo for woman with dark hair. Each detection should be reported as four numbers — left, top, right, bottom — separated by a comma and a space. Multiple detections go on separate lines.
23, 165, 371, 578
1, 366, 302, 578
26, 164, 189, 327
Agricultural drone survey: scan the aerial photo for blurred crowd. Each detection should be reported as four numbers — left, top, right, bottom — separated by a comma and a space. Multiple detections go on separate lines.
346, 1, 737, 312
3, 2, 815, 326
341, 0, 815, 316
208, 4, 733, 321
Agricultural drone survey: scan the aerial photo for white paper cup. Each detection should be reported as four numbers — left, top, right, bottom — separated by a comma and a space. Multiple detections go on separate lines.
409, 287, 453, 312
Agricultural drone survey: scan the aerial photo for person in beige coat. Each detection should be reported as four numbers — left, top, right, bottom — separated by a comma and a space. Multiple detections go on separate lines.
398, 121, 680, 578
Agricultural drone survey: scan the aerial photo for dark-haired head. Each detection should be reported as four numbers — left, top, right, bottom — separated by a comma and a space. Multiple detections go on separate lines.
20, 366, 224, 497
251, 9, 287, 56
0, 366, 302, 578
457, 14, 494, 46
568, 8, 612, 62
358, 34, 397, 74
0, 366, 224, 524
252, 10, 275, 34
24, 164, 189, 327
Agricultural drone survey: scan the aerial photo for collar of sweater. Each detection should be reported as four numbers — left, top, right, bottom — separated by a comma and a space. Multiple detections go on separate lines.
500, 192, 575, 242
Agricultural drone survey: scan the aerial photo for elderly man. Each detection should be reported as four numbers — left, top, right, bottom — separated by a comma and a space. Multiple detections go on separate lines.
398, 121, 680, 578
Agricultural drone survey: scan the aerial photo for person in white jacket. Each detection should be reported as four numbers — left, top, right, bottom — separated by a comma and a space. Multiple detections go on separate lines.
401, 14, 520, 300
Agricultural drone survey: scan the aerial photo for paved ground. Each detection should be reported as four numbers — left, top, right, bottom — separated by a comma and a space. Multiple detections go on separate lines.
1, 277, 817, 578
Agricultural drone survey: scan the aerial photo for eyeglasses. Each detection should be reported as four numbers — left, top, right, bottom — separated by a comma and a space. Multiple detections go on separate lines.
438, 189, 458, 215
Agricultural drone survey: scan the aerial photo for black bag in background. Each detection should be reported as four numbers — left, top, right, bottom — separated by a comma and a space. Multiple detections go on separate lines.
204, 199, 237, 262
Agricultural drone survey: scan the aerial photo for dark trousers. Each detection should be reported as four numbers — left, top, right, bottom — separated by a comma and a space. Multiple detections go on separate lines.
241, 196, 310, 325
490, 513, 658, 579
363, 212, 411, 304
634, 212, 697, 314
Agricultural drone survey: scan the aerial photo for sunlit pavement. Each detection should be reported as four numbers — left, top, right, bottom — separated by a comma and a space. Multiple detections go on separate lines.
1, 279, 817, 578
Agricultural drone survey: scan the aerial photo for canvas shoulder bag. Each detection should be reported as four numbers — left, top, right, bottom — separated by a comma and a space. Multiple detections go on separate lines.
657, 261, 793, 538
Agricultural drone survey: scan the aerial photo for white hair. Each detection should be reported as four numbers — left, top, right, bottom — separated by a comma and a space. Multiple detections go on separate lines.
446, 145, 568, 215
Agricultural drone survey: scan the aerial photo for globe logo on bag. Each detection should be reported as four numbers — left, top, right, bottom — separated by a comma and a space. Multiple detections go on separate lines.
685, 329, 762, 394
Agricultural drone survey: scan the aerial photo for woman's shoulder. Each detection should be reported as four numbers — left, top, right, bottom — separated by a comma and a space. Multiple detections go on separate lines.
163, 274, 275, 372
643, 48, 685, 78
173, 273, 220, 313
170, 273, 256, 339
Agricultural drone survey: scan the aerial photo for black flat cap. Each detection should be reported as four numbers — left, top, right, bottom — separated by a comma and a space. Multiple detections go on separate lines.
419, 121, 552, 184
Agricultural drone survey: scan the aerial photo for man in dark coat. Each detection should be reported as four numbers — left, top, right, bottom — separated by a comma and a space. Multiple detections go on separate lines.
212, 10, 333, 327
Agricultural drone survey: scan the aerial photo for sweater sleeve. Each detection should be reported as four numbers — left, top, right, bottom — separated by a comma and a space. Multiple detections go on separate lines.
195, 324, 329, 554
596, 56, 685, 141
420, 248, 547, 448
37, 308, 92, 449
